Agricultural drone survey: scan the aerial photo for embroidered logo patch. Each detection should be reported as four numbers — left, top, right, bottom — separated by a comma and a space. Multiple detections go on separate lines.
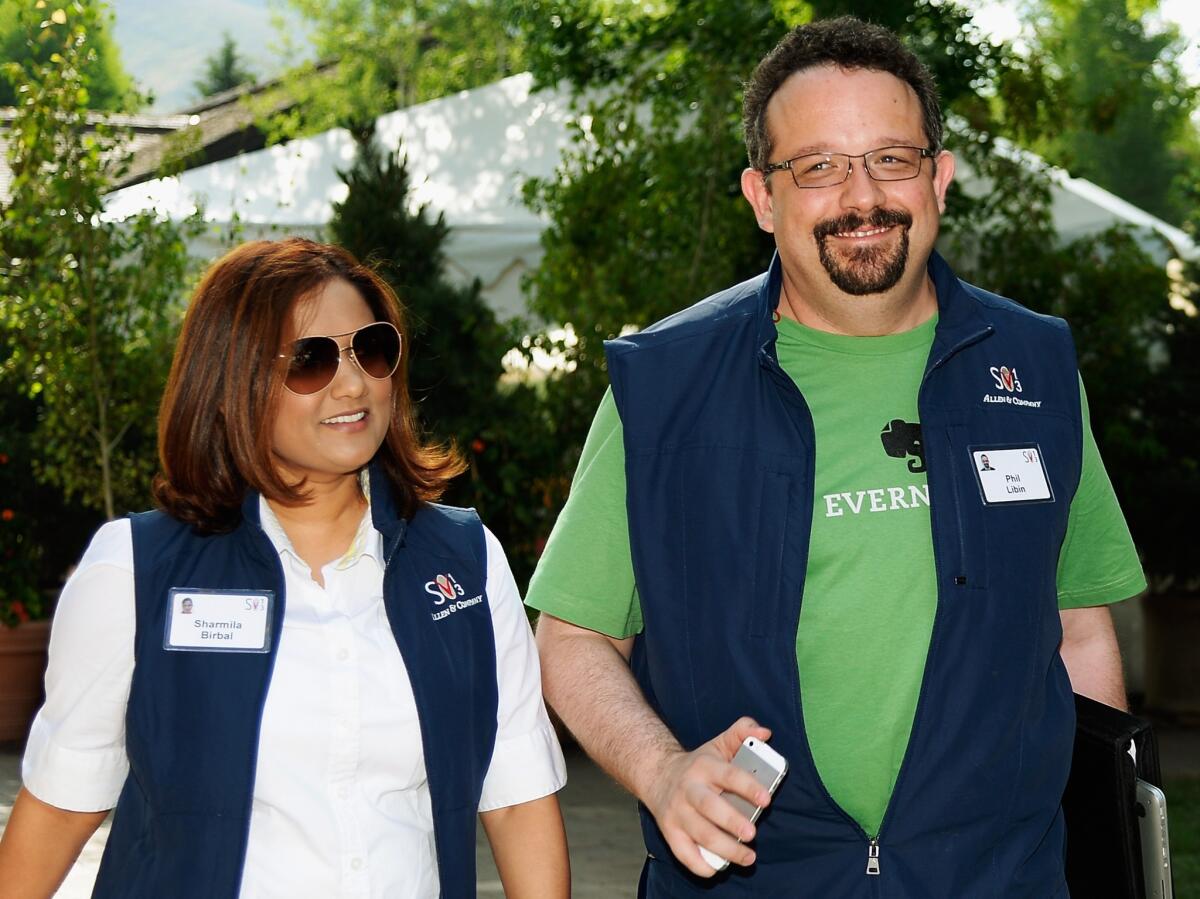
989, 365, 1023, 393
983, 364, 1042, 408
424, 573, 465, 605
424, 572, 483, 622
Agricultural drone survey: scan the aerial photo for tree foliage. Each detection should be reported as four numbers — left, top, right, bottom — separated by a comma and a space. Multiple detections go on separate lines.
269, 0, 526, 139
193, 31, 257, 98
514, 0, 1022, 399
0, 0, 134, 110
0, 0, 202, 522
328, 133, 568, 586
1012, 0, 1198, 226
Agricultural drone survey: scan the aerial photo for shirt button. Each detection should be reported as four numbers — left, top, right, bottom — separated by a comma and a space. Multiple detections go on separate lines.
350, 858, 364, 871
338, 786, 350, 800
336, 648, 350, 661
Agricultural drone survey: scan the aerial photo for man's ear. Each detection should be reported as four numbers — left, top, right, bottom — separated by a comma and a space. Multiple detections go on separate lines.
741, 167, 776, 234
931, 150, 955, 214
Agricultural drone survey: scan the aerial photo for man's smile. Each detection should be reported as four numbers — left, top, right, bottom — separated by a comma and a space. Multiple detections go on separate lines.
831, 224, 895, 240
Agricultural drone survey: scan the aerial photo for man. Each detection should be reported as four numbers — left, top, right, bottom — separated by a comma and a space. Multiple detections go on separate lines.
528, 16, 1144, 897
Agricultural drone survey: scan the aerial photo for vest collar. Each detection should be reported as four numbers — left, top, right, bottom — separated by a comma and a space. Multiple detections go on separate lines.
238, 459, 408, 552
754, 251, 785, 357
365, 459, 408, 553
926, 250, 995, 373
755, 249, 994, 369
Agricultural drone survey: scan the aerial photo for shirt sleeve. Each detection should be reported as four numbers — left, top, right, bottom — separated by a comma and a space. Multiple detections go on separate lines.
477, 526, 567, 812
524, 389, 644, 638
1057, 376, 1147, 609
21, 519, 135, 812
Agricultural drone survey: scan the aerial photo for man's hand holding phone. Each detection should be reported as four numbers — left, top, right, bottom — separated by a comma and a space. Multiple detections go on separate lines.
642, 717, 782, 877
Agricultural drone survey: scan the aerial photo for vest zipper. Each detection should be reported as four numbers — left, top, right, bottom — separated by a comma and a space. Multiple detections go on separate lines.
861, 323, 993, 872
761, 348, 882, 880
866, 838, 881, 875
945, 440, 968, 581
919, 326, 991, 588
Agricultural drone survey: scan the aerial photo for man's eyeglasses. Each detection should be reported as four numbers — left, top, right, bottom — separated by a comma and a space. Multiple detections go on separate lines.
278, 321, 402, 395
762, 145, 935, 190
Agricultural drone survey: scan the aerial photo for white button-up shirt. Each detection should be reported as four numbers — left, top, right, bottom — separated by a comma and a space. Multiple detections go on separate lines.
23, 499, 566, 898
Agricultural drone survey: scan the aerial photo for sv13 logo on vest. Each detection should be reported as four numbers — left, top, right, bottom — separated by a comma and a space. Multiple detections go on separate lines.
989, 365, 1023, 393
425, 572, 465, 605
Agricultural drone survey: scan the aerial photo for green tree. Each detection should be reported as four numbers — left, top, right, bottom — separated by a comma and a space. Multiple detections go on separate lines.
193, 31, 256, 98
0, 0, 134, 110
0, 0, 202, 520
514, 0, 1015, 396
1132, 183, 1200, 592
328, 132, 566, 585
269, 0, 526, 139
1013, 0, 1198, 225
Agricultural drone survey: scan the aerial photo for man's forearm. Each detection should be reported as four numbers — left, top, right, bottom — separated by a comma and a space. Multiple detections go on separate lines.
534, 613, 680, 802
534, 613, 775, 875
1060, 605, 1127, 710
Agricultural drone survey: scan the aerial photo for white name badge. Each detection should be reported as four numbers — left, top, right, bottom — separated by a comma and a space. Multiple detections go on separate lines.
164, 588, 274, 653
971, 446, 1054, 505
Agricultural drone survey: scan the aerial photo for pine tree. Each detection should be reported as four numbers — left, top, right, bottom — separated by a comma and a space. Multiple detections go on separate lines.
329, 132, 562, 586
329, 132, 509, 443
194, 32, 255, 98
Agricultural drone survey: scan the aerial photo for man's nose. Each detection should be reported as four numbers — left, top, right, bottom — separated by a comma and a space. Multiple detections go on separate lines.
838, 159, 888, 210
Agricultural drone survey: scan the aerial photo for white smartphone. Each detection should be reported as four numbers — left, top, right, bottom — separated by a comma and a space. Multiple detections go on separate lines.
1136, 779, 1173, 899
698, 737, 788, 873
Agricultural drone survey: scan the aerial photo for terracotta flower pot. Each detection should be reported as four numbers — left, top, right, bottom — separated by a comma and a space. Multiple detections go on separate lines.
0, 619, 50, 742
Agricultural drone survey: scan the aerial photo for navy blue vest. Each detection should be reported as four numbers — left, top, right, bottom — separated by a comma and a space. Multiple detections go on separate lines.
607, 252, 1081, 898
92, 464, 498, 898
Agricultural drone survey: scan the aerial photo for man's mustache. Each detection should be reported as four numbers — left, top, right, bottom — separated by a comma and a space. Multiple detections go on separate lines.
814, 208, 913, 241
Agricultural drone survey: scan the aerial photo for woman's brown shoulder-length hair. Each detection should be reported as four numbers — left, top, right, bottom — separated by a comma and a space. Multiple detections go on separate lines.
153, 237, 464, 532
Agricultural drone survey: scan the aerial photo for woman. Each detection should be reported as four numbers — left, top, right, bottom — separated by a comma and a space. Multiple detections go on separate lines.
0, 239, 570, 898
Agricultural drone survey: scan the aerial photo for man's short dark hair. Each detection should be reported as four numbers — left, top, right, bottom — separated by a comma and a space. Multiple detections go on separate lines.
742, 16, 943, 172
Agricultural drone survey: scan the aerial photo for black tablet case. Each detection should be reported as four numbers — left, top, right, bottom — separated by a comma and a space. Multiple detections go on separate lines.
1062, 693, 1165, 899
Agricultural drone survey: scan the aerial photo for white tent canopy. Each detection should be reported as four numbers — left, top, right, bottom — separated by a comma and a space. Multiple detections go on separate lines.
106, 73, 573, 319
106, 72, 1195, 320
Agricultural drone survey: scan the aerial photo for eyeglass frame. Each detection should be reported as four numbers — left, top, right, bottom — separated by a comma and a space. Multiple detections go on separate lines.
275, 321, 402, 395
761, 145, 937, 190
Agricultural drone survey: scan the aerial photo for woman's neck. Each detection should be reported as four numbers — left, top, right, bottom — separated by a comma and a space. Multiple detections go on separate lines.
266, 472, 367, 586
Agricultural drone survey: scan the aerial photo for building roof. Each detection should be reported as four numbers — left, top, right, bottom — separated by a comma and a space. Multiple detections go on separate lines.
0, 108, 194, 205
116, 62, 337, 188
0, 62, 336, 204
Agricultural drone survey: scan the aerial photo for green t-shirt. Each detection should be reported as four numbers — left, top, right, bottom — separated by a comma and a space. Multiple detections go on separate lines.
526, 316, 1145, 836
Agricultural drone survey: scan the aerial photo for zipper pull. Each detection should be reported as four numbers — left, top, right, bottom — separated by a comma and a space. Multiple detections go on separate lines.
866, 839, 880, 875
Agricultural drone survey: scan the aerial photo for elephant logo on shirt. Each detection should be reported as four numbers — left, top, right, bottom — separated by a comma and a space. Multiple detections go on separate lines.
880, 419, 926, 474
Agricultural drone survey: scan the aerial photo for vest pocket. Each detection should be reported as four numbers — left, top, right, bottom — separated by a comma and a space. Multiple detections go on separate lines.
749, 471, 792, 638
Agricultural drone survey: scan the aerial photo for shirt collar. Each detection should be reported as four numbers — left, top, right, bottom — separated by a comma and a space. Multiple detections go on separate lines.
257, 471, 384, 570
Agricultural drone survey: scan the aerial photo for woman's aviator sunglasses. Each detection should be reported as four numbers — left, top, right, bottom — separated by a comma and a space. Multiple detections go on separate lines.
278, 321, 402, 395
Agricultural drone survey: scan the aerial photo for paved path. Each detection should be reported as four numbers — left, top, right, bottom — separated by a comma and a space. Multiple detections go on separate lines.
3, 729, 1197, 897
0, 742, 646, 898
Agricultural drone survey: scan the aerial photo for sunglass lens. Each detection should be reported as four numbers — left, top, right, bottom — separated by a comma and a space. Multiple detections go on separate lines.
352, 323, 401, 379
285, 336, 340, 395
